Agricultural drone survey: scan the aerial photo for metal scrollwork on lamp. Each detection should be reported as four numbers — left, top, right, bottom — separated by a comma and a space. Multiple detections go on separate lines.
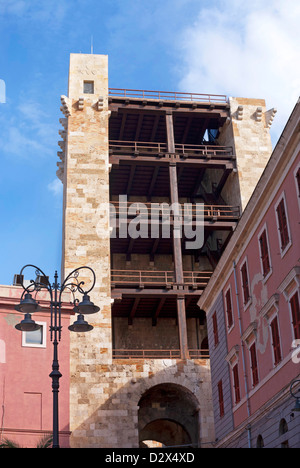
14, 264, 100, 448
290, 379, 300, 413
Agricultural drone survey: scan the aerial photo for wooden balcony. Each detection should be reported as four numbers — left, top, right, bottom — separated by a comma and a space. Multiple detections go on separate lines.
111, 269, 213, 290
112, 348, 209, 360
109, 140, 235, 163
111, 201, 240, 221
109, 88, 227, 104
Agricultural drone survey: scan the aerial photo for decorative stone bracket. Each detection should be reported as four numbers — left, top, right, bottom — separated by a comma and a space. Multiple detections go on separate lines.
265, 108, 277, 128
60, 95, 72, 117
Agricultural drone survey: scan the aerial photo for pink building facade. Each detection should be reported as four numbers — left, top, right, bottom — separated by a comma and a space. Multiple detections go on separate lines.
0, 285, 72, 448
199, 99, 300, 448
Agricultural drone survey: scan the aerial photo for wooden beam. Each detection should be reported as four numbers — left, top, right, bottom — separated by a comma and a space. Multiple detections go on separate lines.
111, 289, 202, 299
109, 154, 235, 169
214, 168, 232, 197
182, 116, 193, 143
135, 113, 144, 141
150, 114, 160, 141
119, 112, 127, 140
150, 237, 160, 262
166, 111, 189, 360
177, 166, 185, 183
109, 102, 229, 119
177, 296, 189, 359
152, 297, 166, 326
126, 165, 136, 195
127, 164, 136, 195
147, 166, 160, 199
197, 118, 209, 144
192, 168, 205, 197
126, 237, 135, 262
128, 297, 140, 325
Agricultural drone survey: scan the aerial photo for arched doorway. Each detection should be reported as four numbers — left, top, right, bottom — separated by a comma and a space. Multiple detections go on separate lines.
138, 383, 199, 448
140, 419, 191, 447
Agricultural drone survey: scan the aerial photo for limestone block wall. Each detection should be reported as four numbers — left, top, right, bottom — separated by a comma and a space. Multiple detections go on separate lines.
59, 54, 113, 446
219, 97, 274, 211
70, 358, 214, 448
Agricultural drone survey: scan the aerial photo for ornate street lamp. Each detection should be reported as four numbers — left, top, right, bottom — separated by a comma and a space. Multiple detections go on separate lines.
290, 379, 300, 413
15, 264, 100, 448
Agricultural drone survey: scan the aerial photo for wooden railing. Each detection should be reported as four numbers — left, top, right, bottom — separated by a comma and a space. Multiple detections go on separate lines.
111, 270, 213, 288
112, 349, 210, 359
109, 140, 234, 160
111, 201, 240, 220
109, 88, 227, 104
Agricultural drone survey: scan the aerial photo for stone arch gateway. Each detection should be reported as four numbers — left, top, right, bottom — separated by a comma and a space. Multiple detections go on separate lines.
138, 383, 200, 448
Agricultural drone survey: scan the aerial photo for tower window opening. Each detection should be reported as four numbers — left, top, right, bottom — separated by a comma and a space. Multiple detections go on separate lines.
84, 81, 94, 94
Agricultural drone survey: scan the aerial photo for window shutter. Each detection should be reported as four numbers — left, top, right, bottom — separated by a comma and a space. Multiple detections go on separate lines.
271, 316, 282, 365
259, 230, 270, 276
250, 342, 259, 387
276, 199, 289, 250
241, 263, 250, 304
290, 292, 300, 340
232, 364, 241, 403
225, 290, 233, 329
212, 312, 219, 347
296, 168, 300, 197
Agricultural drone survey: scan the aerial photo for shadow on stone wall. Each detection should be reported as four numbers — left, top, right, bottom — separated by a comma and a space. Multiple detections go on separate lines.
69, 359, 213, 448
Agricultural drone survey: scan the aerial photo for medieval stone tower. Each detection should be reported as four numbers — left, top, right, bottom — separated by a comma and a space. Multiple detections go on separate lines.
57, 53, 274, 448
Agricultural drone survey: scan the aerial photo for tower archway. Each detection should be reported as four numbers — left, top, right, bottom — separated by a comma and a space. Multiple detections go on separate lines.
138, 383, 199, 448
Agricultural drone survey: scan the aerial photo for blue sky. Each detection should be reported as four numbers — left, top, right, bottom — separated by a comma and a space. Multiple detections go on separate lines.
0, 0, 299, 285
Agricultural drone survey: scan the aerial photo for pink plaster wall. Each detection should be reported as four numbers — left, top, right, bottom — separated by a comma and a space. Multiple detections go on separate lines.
0, 286, 72, 448
223, 152, 300, 428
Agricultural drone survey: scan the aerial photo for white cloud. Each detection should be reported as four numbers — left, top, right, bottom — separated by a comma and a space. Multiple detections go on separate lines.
2, 127, 49, 157
48, 178, 63, 197
177, 0, 300, 144
0, 98, 57, 158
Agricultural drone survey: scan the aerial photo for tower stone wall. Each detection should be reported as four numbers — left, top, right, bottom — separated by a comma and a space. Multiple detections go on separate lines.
219, 97, 274, 210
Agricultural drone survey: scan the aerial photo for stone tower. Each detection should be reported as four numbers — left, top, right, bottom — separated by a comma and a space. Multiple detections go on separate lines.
57, 53, 274, 448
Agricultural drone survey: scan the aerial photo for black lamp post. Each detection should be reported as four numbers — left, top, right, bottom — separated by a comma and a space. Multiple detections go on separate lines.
290, 379, 300, 413
14, 264, 100, 448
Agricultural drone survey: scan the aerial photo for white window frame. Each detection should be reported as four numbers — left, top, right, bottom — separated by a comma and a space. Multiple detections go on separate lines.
257, 223, 272, 282
22, 321, 47, 348
274, 191, 292, 258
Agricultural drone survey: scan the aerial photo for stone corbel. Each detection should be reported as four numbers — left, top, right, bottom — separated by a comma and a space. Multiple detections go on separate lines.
78, 97, 84, 111
97, 96, 104, 111
256, 107, 263, 122
237, 105, 243, 120
56, 162, 64, 182
58, 140, 65, 151
60, 95, 72, 117
58, 129, 66, 139
59, 118, 68, 130
265, 108, 277, 128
